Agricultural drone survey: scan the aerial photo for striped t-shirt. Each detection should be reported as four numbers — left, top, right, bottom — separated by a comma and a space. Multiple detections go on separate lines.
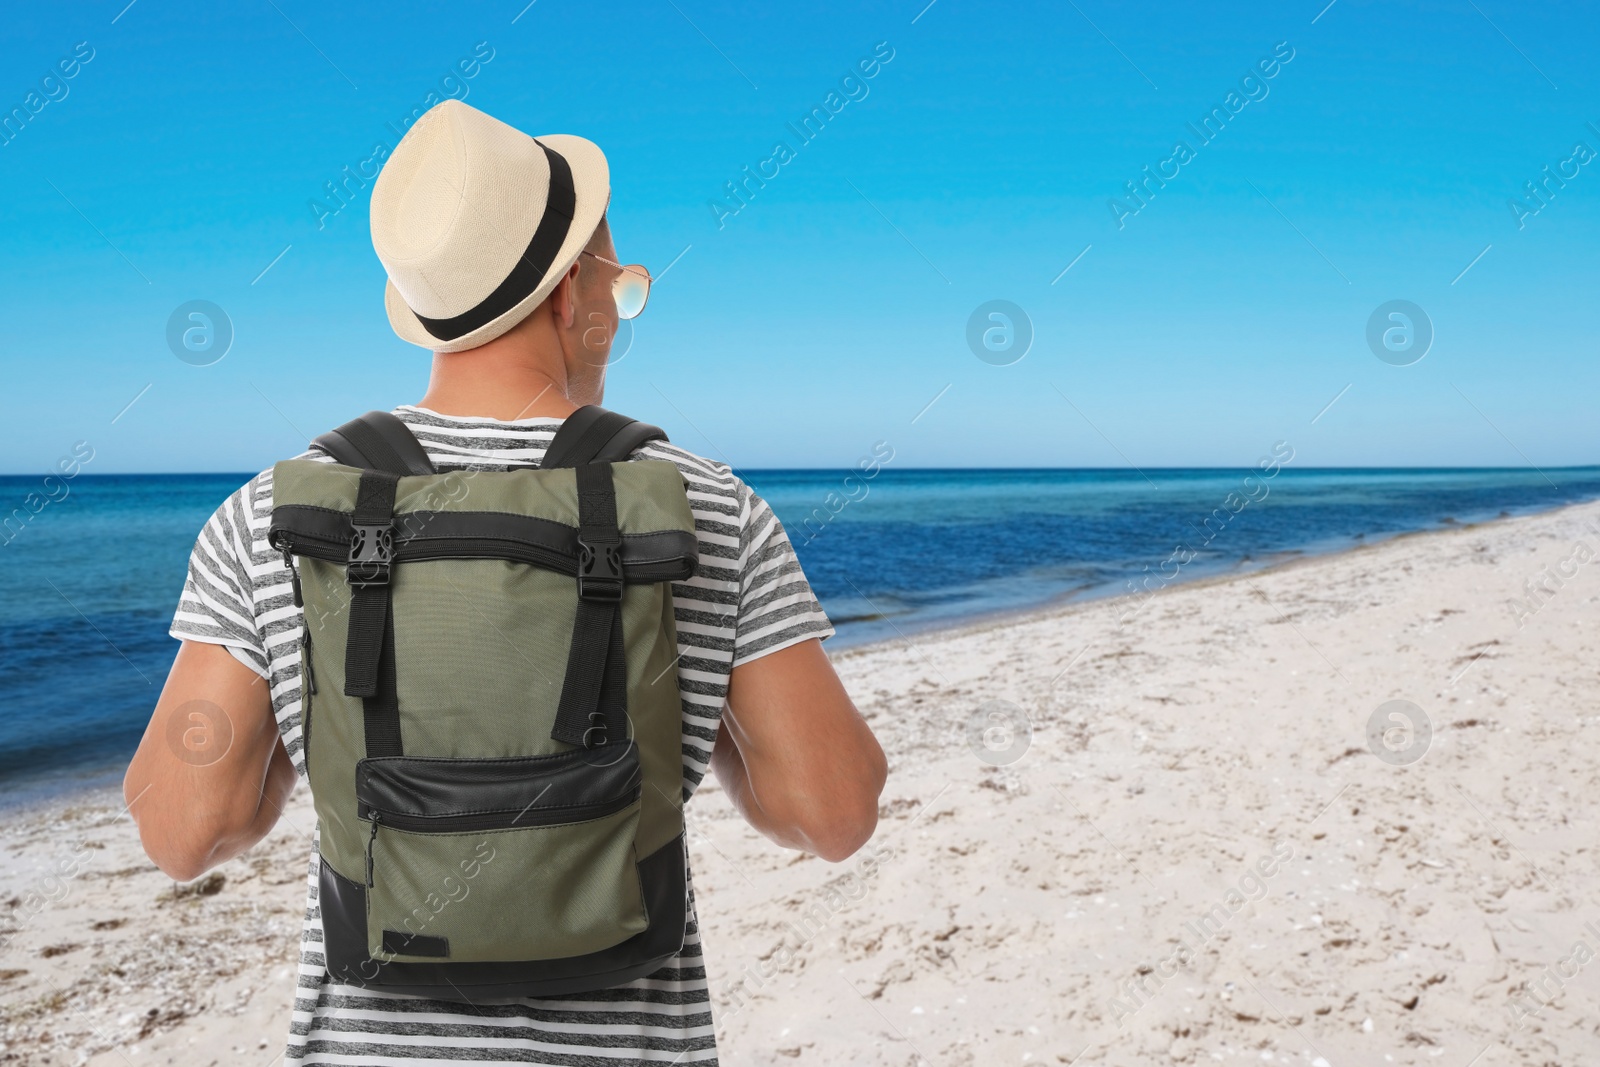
168, 406, 834, 1065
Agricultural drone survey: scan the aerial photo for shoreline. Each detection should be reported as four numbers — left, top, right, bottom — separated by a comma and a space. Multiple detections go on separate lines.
5, 493, 1588, 825
0, 768, 127, 823
6, 493, 1593, 813
826, 493, 1573, 657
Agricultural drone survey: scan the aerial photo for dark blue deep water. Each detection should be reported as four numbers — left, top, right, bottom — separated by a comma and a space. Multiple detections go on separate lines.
4, 466, 1599, 803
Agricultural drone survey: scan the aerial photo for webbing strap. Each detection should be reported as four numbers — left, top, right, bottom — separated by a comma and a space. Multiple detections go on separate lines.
353, 469, 401, 525
550, 598, 628, 747
343, 470, 403, 758
343, 586, 388, 699
550, 462, 628, 748
361, 600, 404, 758
576, 459, 620, 541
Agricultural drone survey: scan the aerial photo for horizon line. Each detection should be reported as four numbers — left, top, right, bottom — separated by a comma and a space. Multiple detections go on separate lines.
6, 464, 1599, 478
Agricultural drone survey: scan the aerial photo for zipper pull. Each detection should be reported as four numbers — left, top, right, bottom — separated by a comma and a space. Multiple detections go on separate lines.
281, 543, 303, 608
299, 630, 314, 763
300, 626, 317, 697
365, 813, 381, 888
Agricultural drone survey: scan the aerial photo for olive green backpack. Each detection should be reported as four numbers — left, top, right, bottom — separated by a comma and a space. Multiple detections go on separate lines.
267, 406, 697, 1000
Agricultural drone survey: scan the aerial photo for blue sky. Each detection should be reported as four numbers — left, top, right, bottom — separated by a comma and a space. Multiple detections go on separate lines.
0, 0, 1595, 473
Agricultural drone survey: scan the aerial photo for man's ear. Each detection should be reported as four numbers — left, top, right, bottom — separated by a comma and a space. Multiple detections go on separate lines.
550, 261, 583, 330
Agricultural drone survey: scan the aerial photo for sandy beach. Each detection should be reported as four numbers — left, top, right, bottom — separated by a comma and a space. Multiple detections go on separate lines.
5, 498, 1600, 1066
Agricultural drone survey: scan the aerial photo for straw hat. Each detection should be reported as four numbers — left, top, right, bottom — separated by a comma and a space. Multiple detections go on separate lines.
370, 99, 610, 353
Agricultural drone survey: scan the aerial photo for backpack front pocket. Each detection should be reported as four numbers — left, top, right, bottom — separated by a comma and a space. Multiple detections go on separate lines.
356, 742, 649, 963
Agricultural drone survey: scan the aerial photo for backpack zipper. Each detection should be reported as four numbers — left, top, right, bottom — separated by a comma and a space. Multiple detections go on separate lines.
365, 813, 381, 889
299, 626, 315, 761
280, 542, 303, 607
283, 541, 315, 759
363, 787, 640, 835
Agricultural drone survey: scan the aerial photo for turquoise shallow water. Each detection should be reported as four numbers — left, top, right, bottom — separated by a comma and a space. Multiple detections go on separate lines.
3, 465, 1599, 802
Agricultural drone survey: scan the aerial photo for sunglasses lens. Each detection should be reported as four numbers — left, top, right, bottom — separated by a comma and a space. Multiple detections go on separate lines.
612, 267, 650, 320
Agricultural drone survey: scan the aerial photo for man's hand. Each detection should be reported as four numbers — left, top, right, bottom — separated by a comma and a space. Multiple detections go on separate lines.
712, 639, 886, 862
123, 641, 295, 882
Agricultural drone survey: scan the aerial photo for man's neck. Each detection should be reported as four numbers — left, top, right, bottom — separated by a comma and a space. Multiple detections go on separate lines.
416, 336, 594, 422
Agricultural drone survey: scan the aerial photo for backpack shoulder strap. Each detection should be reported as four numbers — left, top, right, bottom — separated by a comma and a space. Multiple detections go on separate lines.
312, 411, 436, 476
541, 405, 668, 470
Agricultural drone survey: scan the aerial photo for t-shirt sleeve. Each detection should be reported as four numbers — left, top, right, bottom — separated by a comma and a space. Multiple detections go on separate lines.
169, 475, 270, 679
731, 481, 834, 667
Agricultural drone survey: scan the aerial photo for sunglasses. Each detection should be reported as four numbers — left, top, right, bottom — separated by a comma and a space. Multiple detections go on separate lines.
580, 251, 652, 320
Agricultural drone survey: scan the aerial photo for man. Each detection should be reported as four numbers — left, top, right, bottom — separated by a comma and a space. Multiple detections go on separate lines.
124, 99, 887, 1064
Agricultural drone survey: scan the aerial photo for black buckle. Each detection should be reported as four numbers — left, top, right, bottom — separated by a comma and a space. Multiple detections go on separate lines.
576, 536, 623, 602
347, 522, 394, 587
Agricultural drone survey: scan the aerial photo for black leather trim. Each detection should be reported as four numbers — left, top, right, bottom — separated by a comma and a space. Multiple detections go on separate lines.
588, 420, 669, 466
309, 427, 370, 471
269, 506, 697, 582
383, 930, 449, 957
357, 742, 642, 823
540, 406, 668, 470
319, 833, 689, 999
312, 411, 438, 477
321, 859, 382, 987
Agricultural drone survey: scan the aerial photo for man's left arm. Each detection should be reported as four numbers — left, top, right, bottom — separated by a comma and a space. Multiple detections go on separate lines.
123, 640, 295, 882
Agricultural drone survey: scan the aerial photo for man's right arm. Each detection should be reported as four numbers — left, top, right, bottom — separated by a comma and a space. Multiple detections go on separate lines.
712, 637, 886, 862
123, 640, 294, 882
